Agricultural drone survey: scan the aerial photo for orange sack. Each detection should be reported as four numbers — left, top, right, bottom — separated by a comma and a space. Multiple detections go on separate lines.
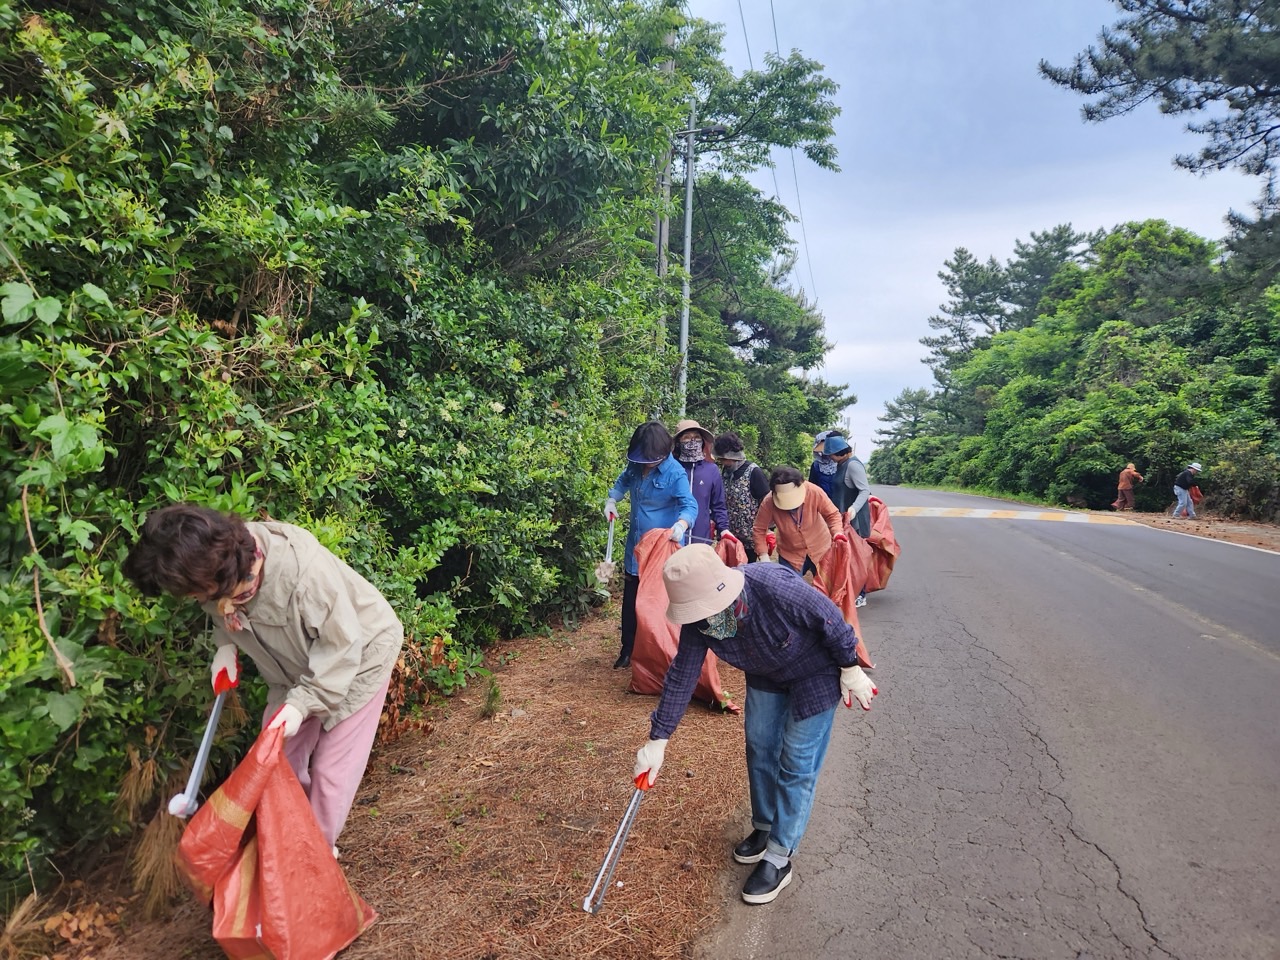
176, 725, 377, 960
627, 528, 739, 712
863, 496, 901, 593
812, 531, 874, 668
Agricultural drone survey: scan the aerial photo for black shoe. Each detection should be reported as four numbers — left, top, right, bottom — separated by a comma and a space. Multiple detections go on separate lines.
613, 654, 630, 669
732, 829, 769, 864
741, 860, 792, 904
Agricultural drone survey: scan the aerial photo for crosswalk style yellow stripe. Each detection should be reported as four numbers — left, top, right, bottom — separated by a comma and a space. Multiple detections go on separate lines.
888, 506, 1132, 525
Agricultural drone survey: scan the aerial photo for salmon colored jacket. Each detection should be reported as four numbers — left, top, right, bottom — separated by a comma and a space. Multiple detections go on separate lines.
752, 481, 843, 568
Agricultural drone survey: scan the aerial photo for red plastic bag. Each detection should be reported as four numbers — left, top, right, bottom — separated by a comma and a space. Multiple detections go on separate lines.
863, 497, 901, 593
628, 529, 739, 712
716, 535, 748, 569
176, 725, 377, 959
813, 532, 874, 668
1189, 485, 1203, 504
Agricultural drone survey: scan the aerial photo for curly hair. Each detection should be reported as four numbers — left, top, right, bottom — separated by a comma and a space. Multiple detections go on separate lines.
713, 431, 746, 457
121, 504, 257, 600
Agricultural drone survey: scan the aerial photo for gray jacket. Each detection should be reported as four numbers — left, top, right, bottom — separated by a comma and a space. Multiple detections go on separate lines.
203, 521, 402, 730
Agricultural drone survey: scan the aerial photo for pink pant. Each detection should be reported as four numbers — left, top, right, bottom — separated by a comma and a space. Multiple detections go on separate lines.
263, 677, 390, 847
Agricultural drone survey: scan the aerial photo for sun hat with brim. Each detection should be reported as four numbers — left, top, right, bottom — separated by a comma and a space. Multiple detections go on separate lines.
772, 481, 805, 511
823, 436, 851, 456
1188, 462, 1202, 471
663, 544, 745, 624
627, 450, 668, 464
673, 419, 715, 447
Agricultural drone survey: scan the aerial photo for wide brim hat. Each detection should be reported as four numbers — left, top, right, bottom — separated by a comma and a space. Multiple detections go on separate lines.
663, 544, 745, 624
627, 450, 668, 464
823, 435, 851, 456
772, 481, 805, 511
673, 419, 714, 447
1188, 462, 1202, 471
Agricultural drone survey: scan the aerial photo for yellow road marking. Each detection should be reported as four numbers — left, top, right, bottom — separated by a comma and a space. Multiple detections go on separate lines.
888, 506, 1133, 525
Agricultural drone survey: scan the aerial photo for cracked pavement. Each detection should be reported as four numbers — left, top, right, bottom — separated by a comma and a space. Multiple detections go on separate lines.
695, 487, 1280, 960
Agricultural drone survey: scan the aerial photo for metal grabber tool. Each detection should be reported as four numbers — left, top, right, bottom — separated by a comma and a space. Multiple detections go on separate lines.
582, 773, 650, 914
167, 689, 228, 819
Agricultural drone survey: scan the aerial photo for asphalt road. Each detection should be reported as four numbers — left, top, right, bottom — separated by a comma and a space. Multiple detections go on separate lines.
696, 486, 1280, 960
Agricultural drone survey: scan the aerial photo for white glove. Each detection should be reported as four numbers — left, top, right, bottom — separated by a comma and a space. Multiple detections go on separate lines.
267, 703, 304, 737
668, 520, 689, 543
604, 497, 618, 522
210, 644, 239, 694
633, 738, 669, 788
840, 665, 877, 710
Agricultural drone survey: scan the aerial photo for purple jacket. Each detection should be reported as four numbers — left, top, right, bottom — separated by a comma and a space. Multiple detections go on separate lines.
678, 458, 730, 545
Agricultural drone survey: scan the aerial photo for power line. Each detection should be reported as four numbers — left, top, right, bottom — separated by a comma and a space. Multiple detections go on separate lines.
736, 0, 755, 70
692, 184, 745, 308
789, 153, 818, 300
767, 0, 819, 302
729, 0, 788, 288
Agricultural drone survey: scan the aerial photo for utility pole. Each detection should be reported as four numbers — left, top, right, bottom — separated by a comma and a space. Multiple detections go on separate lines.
678, 99, 695, 416
654, 34, 675, 279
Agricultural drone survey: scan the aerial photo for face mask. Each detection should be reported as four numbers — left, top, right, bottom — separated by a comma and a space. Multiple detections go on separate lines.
698, 606, 738, 640
678, 439, 705, 462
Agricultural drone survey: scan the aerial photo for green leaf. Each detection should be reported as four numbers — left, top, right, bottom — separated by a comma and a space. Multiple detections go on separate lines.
32, 297, 62, 325
45, 691, 83, 732
0, 283, 34, 324
80, 283, 111, 305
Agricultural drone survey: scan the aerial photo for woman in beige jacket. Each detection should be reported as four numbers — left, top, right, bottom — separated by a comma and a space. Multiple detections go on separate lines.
123, 503, 402, 851
752, 466, 846, 576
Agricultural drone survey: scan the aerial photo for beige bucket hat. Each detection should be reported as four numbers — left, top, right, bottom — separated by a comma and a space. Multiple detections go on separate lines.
772, 481, 805, 511
662, 544, 745, 624
673, 418, 715, 447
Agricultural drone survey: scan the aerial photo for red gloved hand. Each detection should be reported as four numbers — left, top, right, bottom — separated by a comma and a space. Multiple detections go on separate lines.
833, 532, 848, 543
721, 531, 739, 544
211, 644, 239, 695
765, 532, 777, 552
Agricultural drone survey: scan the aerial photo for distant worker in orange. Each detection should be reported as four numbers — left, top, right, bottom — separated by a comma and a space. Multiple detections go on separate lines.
1112, 462, 1144, 511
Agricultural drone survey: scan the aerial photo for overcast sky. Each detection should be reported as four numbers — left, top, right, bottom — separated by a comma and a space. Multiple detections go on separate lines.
685, 0, 1260, 454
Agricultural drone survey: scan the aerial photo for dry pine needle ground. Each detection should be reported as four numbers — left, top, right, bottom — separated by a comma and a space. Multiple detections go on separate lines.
84, 603, 748, 960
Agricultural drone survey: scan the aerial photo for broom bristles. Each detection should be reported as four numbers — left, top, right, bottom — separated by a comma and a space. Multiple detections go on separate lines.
0, 892, 47, 960
129, 806, 185, 919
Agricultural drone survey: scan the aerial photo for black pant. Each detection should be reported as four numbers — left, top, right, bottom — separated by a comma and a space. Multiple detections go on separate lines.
620, 572, 640, 658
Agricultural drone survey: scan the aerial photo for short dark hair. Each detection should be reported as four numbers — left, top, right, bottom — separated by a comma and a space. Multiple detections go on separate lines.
769, 466, 804, 489
626, 421, 673, 463
713, 431, 745, 456
122, 503, 256, 599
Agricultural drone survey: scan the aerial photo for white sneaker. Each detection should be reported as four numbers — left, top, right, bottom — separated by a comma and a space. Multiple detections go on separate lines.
854, 594, 867, 608
332, 845, 341, 860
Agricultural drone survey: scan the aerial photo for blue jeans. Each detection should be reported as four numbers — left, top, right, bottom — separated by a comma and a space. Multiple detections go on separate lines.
780, 555, 817, 577
743, 685, 837, 857
1173, 486, 1195, 518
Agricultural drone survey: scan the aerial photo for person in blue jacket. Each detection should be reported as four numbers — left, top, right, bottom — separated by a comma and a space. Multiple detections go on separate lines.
605, 422, 698, 669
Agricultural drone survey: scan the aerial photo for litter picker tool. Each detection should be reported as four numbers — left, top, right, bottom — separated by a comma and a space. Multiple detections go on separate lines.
168, 689, 228, 819
594, 517, 616, 583
582, 774, 649, 914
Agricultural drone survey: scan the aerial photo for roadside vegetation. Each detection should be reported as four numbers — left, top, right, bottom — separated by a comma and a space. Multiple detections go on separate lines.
0, 0, 848, 915
869, 3, 1280, 521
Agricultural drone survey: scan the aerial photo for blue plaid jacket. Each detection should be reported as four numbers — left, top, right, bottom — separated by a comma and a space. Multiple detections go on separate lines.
649, 563, 859, 740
